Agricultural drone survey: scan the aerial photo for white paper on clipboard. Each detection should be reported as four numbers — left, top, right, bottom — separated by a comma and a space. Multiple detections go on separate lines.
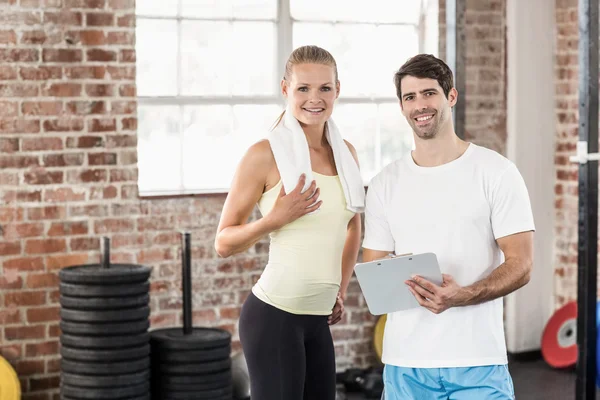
354, 252, 443, 315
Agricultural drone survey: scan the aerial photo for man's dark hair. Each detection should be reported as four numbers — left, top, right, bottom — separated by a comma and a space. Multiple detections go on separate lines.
393, 54, 454, 101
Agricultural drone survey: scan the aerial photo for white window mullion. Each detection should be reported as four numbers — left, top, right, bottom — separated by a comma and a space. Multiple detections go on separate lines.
277, 0, 293, 103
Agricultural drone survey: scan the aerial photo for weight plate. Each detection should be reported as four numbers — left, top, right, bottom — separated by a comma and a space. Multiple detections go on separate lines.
60, 320, 149, 336
60, 282, 150, 298
60, 294, 149, 310
61, 344, 150, 362
61, 333, 149, 349
150, 328, 231, 350
157, 359, 231, 376
62, 370, 149, 388
61, 306, 150, 322
155, 345, 231, 364
158, 387, 232, 400
0, 356, 20, 400
61, 357, 149, 375
157, 370, 232, 386
59, 264, 151, 285
60, 382, 149, 399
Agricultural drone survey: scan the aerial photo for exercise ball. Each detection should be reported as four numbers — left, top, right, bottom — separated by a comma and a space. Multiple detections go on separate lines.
232, 351, 251, 400
373, 314, 387, 362
0, 356, 20, 400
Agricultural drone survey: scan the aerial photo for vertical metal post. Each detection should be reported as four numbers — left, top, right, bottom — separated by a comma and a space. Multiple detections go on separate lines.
181, 232, 193, 334
445, 0, 466, 139
576, 0, 598, 398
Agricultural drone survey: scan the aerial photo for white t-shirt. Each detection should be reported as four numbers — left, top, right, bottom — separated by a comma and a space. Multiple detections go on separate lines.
363, 143, 535, 368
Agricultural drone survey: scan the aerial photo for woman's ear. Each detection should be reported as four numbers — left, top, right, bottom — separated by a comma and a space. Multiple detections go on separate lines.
335, 80, 340, 99
281, 79, 288, 98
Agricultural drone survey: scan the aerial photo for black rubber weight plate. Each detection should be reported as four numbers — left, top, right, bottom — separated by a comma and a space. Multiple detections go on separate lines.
60, 281, 150, 298
150, 327, 231, 350
62, 370, 149, 388
156, 346, 231, 363
158, 370, 232, 386
61, 344, 150, 362
61, 332, 149, 349
159, 387, 232, 400
61, 306, 150, 322
158, 378, 232, 392
61, 357, 149, 375
157, 359, 231, 376
60, 294, 149, 310
59, 264, 151, 284
60, 320, 149, 336
61, 382, 149, 399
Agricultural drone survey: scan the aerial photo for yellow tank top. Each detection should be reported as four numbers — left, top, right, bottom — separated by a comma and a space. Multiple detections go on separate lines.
252, 173, 355, 315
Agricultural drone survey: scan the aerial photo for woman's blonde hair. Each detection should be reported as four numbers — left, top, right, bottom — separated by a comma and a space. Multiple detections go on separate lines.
271, 45, 339, 130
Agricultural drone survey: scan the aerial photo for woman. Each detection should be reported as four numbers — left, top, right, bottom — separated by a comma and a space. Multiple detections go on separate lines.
215, 45, 363, 400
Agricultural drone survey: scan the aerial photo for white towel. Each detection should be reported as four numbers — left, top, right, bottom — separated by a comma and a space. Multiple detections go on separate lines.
267, 105, 365, 213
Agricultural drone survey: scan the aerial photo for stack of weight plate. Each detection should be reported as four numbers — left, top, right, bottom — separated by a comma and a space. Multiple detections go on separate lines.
58, 263, 152, 400
150, 327, 233, 400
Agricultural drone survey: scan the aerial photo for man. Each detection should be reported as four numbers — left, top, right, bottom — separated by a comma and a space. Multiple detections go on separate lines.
362, 54, 534, 399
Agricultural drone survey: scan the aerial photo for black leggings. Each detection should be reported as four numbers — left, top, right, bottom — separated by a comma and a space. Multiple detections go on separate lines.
238, 292, 336, 400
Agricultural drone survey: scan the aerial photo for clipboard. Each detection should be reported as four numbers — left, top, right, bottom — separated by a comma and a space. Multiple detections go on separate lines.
354, 252, 443, 315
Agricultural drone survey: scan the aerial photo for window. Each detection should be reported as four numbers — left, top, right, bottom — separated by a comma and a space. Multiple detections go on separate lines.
136, 0, 438, 196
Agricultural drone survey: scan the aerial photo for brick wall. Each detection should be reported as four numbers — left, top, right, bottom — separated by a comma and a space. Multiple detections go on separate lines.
439, 0, 507, 154
554, 0, 579, 308
0, 0, 508, 398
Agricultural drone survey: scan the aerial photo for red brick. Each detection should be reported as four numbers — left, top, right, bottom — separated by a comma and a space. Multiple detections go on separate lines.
0, 138, 19, 152
94, 218, 135, 234
0, 344, 22, 362
89, 118, 116, 132
5, 324, 46, 339
26, 273, 59, 289
0, 155, 39, 168
68, 204, 109, 217
106, 134, 136, 148
15, 360, 45, 376
0, 241, 21, 255
90, 185, 118, 199
150, 313, 177, 327
20, 66, 62, 80
117, 14, 134, 27
86, 12, 113, 26
7, 222, 45, 238
0, 49, 39, 62
43, 118, 84, 132
0, 119, 40, 134
87, 49, 116, 62
0, 207, 24, 223
29, 376, 60, 393
0, 309, 22, 325
22, 137, 63, 151
42, 153, 85, 167
110, 100, 135, 114
47, 221, 88, 236
88, 152, 116, 165
87, 83, 114, 97
21, 30, 48, 45
0, 66, 17, 80
5, 291, 46, 307
46, 358, 60, 373
64, 66, 105, 79
3, 189, 42, 203
106, 31, 133, 45
25, 239, 66, 254
48, 325, 60, 338
74, 29, 106, 45
109, 0, 133, 8
119, 49, 135, 63
42, 83, 82, 97
42, 49, 82, 63
3, 257, 45, 272
43, 188, 86, 202
22, 102, 63, 116
25, 340, 59, 356
119, 84, 135, 97
44, 11, 82, 25
46, 253, 88, 270
67, 100, 106, 115
0, 30, 17, 44
66, 135, 104, 148
0, 83, 39, 97
110, 168, 137, 182
65, 0, 105, 8
70, 237, 99, 251
67, 168, 107, 183
27, 206, 65, 220
0, 101, 18, 117
24, 170, 63, 185
220, 307, 241, 320
0, 171, 18, 185
0, 275, 23, 289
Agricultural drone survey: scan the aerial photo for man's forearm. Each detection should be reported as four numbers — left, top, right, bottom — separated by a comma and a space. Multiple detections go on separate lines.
459, 257, 532, 307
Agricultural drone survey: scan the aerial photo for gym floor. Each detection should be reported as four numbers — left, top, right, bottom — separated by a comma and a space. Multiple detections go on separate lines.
344, 358, 600, 399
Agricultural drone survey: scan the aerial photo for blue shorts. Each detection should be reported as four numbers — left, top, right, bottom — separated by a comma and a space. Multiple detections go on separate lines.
382, 364, 515, 400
